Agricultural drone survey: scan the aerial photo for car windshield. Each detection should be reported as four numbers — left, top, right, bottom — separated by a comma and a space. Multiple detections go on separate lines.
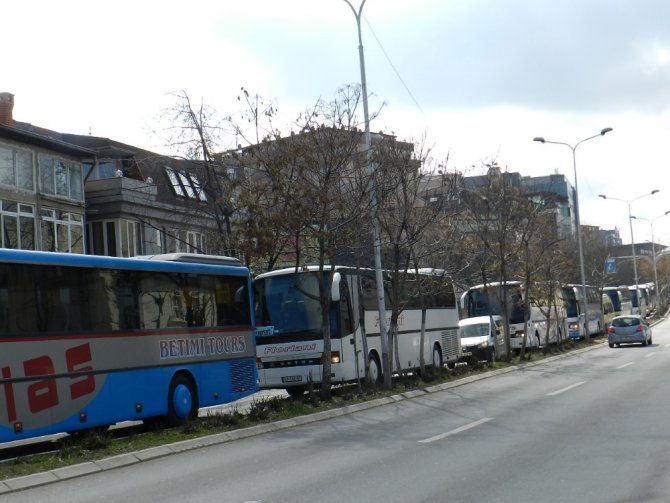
460, 323, 488, 338
612, 317, 640, 328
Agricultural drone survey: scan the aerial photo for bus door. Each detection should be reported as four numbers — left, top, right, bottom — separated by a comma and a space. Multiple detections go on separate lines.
341, 273, 366, 379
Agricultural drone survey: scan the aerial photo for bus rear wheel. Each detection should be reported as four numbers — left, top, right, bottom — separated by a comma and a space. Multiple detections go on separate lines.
166, 374, 198, 426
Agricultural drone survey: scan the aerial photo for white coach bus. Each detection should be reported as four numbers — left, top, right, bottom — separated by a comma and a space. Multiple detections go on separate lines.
253, 266, 461, 397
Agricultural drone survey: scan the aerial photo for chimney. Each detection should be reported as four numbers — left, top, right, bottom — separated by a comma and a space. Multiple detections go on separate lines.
0, 92, 15, 126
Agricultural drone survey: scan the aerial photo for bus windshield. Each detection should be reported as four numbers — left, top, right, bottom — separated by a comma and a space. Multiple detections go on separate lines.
562, 288, 579, 317
464, 286, 524, 324
254, 272, 333, 337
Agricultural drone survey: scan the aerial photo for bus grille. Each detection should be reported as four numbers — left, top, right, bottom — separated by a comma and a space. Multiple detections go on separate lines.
441, 328, 461, 361
261, 358, 321, 369
230, 360, 256, 392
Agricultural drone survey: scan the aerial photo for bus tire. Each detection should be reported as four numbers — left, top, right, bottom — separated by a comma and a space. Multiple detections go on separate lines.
367, 354, 382, 385
166, 373, 198, 426
431, 344, 443, 368
286, 386, 307, 399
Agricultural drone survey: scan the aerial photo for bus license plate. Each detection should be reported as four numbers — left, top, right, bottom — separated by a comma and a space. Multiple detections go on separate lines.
282, 376, 303, 383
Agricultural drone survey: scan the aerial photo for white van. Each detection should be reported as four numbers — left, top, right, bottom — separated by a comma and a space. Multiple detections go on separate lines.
458, 315, 504, 362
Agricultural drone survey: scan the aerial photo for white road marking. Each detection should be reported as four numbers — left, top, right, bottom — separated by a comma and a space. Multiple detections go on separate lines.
419, 417, 493, 444
546, 381, 586, 396
645, 352, 659, 358
616, 361, 635, 369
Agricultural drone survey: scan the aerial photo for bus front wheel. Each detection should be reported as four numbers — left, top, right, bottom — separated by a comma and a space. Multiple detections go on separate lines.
166, 374, 198, 426
431, 345, 443, 368
367, 354, 382, 385
286, 386, 307, 399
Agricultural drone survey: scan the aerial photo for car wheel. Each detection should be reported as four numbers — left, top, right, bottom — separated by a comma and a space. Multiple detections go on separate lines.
609, 343, 614, 348
642, 338, 648, 347
487, 347, 496, 363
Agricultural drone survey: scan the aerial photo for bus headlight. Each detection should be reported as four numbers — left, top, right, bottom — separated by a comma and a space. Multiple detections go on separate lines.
568, 322, 579, 331
331, 351, 341, 364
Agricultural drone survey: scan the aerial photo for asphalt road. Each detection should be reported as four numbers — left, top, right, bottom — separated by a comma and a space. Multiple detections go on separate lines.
4, 320, 670, 502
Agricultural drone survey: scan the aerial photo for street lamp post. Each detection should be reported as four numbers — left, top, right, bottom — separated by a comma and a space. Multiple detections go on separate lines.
630, 211, 670, 309
344, 0, 390, 387
599, 190, 660, 313
533, 128, 612, 340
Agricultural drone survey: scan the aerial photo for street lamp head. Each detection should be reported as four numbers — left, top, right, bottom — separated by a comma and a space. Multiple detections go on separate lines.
533, 137, 545, 143
651, 189, 660, 195
666, 210, 670, 216
600, 127, 613, 136
599, 194, 607, 199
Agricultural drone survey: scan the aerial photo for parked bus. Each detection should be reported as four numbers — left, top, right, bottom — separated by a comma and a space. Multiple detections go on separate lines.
641, 282, 657, 315
602, 286, 634, 317
0, 250, 257, 443
629, 285, 648, 317
460, 281, 564, 351
601, 293, 615, 330
460, 281, 527, 351
253, 266, 461, 396
560, 285, 605, 339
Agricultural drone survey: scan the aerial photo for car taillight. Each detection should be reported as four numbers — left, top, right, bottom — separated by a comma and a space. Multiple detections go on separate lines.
608, 326, 615, 333
636, 325, 644, 332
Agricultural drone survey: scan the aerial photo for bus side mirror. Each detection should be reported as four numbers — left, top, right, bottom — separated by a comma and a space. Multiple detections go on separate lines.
331, 272, 341, 302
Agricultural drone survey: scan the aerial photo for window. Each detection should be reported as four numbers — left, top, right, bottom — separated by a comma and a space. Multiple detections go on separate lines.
186, 230, 206, 253
0, 145, 34, 190
82, 161, 118, 180
143, 226, 162, 255
0, 201, 35, 250
87, 220, 118, 256
119, 219, 141, 257
167, 228, 206, 254
39, 155, 84, 201
165, 166, 207, 202
41, 208, 85, 253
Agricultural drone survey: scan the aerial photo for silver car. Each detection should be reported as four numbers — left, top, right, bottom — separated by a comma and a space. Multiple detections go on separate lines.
607, 315, 652, 348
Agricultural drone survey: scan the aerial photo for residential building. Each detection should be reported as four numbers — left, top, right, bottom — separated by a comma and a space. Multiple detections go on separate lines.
0, 92, 222, 257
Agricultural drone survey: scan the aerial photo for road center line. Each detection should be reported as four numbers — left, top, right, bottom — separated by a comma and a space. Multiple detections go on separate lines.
419, 417, 493, 444
546, 381, 586, 396
616, 361, 635, 369
645, 352, 658, 358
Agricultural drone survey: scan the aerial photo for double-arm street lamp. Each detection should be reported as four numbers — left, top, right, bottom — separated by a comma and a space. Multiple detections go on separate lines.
533, 128, 612, 340
343, 0, 390, 387
599, 190, 660, 306
630, 211, 670, 306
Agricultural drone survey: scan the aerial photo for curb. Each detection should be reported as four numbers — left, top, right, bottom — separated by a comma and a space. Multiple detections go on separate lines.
0, 339, 609, 494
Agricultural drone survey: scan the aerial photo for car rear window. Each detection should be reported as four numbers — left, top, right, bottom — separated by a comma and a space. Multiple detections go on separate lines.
612, 317, 640, 327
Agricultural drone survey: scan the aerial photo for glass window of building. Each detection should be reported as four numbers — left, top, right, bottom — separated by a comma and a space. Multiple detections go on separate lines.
0, 145, 34, 191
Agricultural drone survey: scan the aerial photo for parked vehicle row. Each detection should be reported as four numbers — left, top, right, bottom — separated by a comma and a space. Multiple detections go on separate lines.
252, 269, 660, 397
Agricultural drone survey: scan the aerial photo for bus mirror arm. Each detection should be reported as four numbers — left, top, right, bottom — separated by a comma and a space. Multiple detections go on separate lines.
331, 272, 341, 303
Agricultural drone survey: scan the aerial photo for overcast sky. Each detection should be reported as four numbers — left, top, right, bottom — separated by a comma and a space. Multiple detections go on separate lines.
4, 0, 670, 244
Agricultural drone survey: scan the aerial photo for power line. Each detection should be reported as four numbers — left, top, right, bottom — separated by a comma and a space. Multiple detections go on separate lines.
363, 14, 426, 118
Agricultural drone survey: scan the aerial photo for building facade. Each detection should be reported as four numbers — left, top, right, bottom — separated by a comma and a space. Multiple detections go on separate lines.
0, 92, 220, 258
